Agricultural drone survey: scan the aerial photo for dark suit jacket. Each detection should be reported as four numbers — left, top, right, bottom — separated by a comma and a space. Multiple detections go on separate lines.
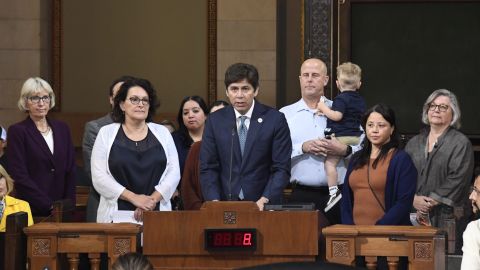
81, 114, 113, 222
7, 117, 76, 216
200, 101, 292, 203
82, 114, 114, 179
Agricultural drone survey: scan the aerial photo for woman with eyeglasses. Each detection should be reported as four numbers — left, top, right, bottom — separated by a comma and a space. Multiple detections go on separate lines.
91, 78, 180, 222
405, 90, 474, 249
7, 77, 76, 217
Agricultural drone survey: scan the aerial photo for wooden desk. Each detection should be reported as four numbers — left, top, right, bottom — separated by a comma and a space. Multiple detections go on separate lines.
323, 225, 445, 270
24, 222, 141, 270
143, 201, 318, 270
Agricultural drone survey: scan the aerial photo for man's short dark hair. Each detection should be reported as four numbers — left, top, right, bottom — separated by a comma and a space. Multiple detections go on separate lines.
224, 63, 259, 90
109, 75, 136, 96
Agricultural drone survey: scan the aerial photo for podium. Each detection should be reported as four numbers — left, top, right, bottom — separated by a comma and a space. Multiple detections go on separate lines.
143, 201, 318, 269
24, 222, 141, 270
323, 225, 446, 270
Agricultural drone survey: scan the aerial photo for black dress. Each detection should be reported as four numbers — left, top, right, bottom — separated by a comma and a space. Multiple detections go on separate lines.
109, 127, 167, 210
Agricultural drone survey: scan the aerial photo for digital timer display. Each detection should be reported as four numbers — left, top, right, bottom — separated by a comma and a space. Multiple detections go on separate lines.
204, 228, 257, 251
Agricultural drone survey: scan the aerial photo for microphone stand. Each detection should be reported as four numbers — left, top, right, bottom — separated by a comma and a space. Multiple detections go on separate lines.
228, 127, 235, 201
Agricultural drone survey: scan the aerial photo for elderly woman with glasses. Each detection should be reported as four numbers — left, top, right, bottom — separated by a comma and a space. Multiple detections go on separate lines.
405, 90, 474, 248
7, 77, 76, 217
91, 78, 180, 223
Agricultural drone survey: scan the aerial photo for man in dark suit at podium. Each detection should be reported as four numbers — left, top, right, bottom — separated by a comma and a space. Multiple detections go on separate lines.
200, 63, 292, 211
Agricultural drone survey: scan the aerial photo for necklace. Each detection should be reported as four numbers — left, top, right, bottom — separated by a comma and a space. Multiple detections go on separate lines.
123, 123, 147, 134
123, 123, 147, 146
39, 125, 50, 135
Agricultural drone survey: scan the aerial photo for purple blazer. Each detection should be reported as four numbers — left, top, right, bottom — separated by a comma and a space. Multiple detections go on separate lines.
7, 117, 76, 216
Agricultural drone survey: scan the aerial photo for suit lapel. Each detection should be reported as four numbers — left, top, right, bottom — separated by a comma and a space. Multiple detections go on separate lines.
26, 117, 55, 165
225, 107, 243, 164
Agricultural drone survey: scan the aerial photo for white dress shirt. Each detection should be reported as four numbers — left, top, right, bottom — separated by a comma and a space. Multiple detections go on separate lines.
280, 98, 362, 187
462, 219, 480, 269
234, 99, 255, 129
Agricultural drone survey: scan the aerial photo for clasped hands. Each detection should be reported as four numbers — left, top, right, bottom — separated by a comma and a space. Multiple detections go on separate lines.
413, 195, 438, 218
413, 195, 438, 226
132, 194, 157, 222
302, 136, 346, 157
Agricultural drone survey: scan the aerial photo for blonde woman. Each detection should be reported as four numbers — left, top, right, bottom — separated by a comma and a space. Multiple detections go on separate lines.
7, 77, 76, 216
0, 165, 33, 232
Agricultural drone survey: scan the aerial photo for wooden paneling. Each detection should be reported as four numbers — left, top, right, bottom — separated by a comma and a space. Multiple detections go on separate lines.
143, 201, 318, 269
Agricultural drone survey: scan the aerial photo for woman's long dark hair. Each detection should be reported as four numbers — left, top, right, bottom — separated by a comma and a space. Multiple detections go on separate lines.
353, 103, 399, 170
175, 96, 208, 147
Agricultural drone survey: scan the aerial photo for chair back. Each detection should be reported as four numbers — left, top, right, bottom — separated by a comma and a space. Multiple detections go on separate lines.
2, 211, 28, 270
32, 199, 74, 223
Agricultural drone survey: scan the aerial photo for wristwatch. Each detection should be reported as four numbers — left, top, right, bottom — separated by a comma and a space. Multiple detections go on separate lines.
344, 145, 352, 157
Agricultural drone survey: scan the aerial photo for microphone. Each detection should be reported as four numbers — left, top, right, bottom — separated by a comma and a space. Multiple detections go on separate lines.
228, 126, 235, 201
38, 199, 75, 223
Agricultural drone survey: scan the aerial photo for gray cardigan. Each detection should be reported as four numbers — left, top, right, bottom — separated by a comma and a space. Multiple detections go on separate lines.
405, 127, 474, 207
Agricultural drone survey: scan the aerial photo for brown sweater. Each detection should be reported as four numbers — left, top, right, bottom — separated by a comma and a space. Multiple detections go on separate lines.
180, 141, 204, 210
349, 152, 393, 225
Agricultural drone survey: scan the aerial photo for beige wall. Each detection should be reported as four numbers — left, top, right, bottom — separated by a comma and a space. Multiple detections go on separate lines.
0, 0, 51, 127
217, 0, 277, 107
0, 0, 280, 145
62, 0, 208, 114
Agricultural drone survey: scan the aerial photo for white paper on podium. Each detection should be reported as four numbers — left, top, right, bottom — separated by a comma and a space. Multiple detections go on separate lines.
112, 210, 143, 225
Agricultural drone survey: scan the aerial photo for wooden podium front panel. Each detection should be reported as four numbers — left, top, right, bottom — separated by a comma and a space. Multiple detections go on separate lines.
24, 222, 141, 270
143, 202, 318, 269
323, 225, 443, 269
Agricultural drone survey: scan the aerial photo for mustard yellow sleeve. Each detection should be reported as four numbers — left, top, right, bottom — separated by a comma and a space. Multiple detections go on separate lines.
20, 200, 34, 226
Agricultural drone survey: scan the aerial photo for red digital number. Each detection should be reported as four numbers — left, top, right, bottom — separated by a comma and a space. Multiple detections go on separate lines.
213, 232, 223, 246
243, 233, 252, 246
234, 232, 243, 246
222, 232, 232, 246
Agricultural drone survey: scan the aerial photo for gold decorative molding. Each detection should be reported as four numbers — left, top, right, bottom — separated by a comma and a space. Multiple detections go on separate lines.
113, 238, 131, 255
52, 0, 62, 111
414, 241, 433, 260
207, 0, 217, 105
33, 238, 51, 256
300, 0, 305, 63
223, 211, 237, 224
332, 240, 350, 258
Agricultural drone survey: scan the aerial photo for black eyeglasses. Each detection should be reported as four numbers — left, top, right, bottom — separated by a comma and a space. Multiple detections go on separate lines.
428, 103, 449, 112
128, 96, 150, 105
27, 95, 51, 104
